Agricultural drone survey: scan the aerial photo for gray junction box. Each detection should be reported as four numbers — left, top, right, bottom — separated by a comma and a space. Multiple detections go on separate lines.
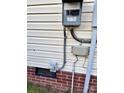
71, 45, 89, 57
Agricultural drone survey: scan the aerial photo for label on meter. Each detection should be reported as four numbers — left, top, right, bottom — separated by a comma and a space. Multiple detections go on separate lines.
67, 16, 77, 22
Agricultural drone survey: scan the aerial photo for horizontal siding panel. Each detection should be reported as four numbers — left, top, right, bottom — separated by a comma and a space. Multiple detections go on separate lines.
28, 50, 77, 61
27, 0, 62, 5
27, 23, 92, 30
27, 56, 83, 64
27, 56, 96, 69
27, 61, 97, 75
27, 44, 90, 53
27, 0, 94, 5
27, 44, 97, 57
27, 49, 97, 58
27, 37, 90, 46
28, 44, 72, 53
27, 37, 78, 45
27, 3, 94, 14
28, 5, 61, 13
27, 51, 97, 63
27, 50, 90, 61
27, 13, 93, 22
27, 30, 92, 39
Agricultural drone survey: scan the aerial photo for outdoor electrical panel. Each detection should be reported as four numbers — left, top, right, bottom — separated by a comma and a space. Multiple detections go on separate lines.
62, 0, 83, 27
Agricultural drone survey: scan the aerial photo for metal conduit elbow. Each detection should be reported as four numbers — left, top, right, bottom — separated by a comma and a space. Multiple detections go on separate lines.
70, 28, 91, 44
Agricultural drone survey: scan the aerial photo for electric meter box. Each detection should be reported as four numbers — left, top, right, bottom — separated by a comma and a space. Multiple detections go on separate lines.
71, 45, 89, 57
62, 0, 83, 27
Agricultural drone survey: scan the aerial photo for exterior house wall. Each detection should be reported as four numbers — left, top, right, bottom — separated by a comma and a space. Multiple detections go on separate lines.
27, 0, 97, 75
27, 0, 97, 92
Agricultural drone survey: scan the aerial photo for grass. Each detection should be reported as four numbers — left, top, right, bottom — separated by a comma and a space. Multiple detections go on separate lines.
27, 82, 71, 93
27, 82, 95, 93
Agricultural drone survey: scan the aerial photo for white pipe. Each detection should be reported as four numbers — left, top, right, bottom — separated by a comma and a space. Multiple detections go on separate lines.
71, 57, 78, 93
71, 63, 75, 93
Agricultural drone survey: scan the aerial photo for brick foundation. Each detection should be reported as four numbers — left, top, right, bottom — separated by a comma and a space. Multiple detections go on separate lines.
27, 67, 97, 93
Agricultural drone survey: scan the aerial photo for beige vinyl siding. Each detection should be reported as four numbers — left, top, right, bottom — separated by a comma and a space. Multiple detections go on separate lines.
27, 0, 97, 75
27, 3, 94, 13
27, 30, 92, 39
27, 0, 94, 5
27, 23, 92, 30
27, 13, 93, 22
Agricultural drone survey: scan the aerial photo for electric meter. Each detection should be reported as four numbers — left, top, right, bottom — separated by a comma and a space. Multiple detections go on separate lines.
62, 0, 83, 27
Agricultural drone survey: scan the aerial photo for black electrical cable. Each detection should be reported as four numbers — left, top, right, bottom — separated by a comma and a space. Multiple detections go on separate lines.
57, 27, 67, 71
70, 28, 91, 43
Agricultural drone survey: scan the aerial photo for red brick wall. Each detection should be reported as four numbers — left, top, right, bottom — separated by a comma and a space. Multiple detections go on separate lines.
27, 67, 97, 93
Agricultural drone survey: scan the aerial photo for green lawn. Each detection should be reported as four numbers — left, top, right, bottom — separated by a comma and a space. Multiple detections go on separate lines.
27, 82, 95, 93
27, 82, 71, 93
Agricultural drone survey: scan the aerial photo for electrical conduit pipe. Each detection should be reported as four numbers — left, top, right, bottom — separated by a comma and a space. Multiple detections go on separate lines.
83, 0, 97, 92
71, 56, 78, 93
